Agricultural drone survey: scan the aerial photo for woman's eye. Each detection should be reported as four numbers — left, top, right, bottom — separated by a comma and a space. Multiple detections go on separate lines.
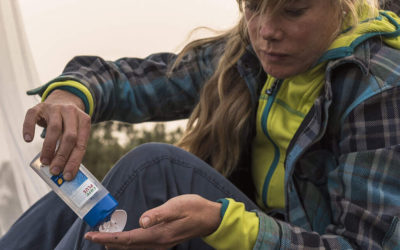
245, 2, 258, 12
284, 8, 306, 17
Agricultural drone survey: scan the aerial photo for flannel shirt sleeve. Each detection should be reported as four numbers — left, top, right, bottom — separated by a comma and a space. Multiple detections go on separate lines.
30, 40, 224, 123
254, 86, 400, 249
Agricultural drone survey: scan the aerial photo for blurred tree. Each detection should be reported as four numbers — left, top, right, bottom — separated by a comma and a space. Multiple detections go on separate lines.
82, 122, 184, 180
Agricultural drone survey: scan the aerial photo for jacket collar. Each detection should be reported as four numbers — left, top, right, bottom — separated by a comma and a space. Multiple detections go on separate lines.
237, 9, 400, 104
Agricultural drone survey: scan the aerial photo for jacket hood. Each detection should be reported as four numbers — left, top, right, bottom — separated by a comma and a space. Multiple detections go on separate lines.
316, 6, 400, 65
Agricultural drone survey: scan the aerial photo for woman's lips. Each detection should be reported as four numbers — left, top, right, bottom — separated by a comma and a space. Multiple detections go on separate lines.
260, 50, 289, 62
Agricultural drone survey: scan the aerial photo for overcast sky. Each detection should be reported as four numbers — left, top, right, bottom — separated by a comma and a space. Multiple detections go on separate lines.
17, 0, 240, 83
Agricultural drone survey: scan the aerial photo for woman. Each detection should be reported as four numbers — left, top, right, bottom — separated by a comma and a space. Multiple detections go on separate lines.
2, 0, 400, 249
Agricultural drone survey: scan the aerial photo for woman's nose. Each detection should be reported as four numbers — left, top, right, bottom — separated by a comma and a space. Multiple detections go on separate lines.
258, 14, 284, 41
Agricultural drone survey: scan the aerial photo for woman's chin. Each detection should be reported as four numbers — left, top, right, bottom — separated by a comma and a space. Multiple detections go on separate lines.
262, 64, 307, 79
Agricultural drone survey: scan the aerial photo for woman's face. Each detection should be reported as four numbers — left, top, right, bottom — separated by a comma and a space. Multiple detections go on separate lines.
245, 0, 341, 78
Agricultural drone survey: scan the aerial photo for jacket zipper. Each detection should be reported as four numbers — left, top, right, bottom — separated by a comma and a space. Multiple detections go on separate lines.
261, 79, 283, 207
284, 102, 328, 223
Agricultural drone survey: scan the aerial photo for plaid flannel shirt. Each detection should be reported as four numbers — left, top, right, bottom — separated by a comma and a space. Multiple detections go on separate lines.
30, 35, 400, 249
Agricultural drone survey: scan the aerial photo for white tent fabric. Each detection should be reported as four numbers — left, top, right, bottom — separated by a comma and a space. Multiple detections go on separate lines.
0, 0, 49, 236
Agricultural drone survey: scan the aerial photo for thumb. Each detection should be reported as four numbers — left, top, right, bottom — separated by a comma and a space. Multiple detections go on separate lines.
139, 201, 182, 229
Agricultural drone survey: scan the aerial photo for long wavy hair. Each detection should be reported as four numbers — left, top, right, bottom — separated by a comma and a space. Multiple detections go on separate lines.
175, 0, 381, 177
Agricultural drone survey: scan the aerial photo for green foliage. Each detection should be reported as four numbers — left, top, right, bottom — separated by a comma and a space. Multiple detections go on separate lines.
82, 121, 183, 180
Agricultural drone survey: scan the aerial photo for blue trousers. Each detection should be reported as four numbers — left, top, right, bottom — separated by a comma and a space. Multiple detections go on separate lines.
0, 143, 258, 249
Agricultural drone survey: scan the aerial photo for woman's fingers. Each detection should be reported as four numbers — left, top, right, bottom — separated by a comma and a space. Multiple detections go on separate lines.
41, 109, 62, 166
85, 198, 188, 248
86, 227, 179, 249
86, 230, 135, 245
85, 195, 223, 249
22, 89, 91, 180
62, 110, 91, 180
49, 105, 78, 178
139, 201, 183, 229
23, 102, 47, 143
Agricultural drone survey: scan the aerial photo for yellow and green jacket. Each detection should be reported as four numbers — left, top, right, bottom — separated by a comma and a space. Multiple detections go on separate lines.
206, 8, 400, 249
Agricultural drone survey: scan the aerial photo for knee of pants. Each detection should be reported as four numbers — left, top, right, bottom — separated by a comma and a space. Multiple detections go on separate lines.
102, 142, 186, 183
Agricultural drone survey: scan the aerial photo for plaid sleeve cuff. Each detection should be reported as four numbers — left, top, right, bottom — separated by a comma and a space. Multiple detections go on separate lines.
253, 211, 281, 249
41, 80, 94, 116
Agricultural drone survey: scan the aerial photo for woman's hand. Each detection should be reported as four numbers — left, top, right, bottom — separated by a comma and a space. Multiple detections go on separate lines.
23, 89, 91, 180
85, 194, 222, 249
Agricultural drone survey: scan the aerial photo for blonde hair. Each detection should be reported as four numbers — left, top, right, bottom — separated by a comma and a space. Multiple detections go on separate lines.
176, 0, 381, 177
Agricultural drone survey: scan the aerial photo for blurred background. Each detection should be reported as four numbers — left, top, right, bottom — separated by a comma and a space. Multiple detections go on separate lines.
0, 0, 239, 236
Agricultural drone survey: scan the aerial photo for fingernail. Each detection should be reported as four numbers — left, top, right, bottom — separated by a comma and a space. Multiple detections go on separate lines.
63, 172, 72, 181
141, 216, 150, 228
50, 167, 60, 175
41, 158, 50, 165
24, 134, 32, 142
